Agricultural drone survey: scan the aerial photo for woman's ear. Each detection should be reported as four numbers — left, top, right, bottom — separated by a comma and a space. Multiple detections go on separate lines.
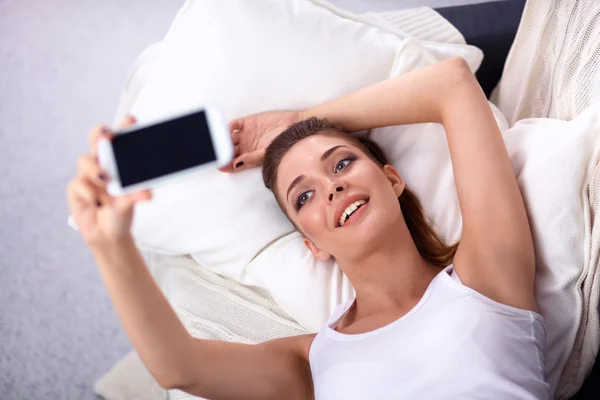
383, 164, 405, 197
303, 238, 332, 261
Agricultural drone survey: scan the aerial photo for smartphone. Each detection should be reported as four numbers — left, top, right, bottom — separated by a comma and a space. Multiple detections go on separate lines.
97, 106, 233, 196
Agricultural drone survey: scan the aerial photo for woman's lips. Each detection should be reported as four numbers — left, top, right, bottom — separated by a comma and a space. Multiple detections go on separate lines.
340, 201, 369, 228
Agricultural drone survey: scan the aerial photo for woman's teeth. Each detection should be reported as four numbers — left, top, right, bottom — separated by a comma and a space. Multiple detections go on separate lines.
339, 199, 367, 227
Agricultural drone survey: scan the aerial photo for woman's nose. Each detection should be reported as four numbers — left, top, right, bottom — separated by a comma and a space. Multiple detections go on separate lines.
328, 184, 345, 201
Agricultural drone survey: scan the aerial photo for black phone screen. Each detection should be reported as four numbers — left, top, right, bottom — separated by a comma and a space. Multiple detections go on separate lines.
112, 110, 217, 187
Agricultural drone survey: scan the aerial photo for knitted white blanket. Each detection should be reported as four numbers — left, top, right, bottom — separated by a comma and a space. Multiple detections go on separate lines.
492, 0, 600, 125
561, 152, 600, 399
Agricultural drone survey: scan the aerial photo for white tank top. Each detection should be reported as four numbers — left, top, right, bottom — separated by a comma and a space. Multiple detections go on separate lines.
309, 265, 550, 399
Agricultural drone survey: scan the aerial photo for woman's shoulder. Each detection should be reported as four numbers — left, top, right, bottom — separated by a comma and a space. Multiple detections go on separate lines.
447, 259, 543, 321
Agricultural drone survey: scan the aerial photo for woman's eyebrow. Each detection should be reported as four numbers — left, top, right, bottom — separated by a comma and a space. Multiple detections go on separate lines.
286, 145, 349, 200
320, 145, 347, 162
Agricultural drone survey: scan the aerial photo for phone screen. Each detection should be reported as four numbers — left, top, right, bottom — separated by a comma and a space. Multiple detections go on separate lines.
112, 110, 217, 187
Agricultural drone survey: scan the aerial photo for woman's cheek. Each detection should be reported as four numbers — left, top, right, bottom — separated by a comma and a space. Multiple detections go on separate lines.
301, 204, 326, 237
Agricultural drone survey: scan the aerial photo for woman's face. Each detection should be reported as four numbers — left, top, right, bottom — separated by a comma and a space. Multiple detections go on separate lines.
276, 134, 406, 261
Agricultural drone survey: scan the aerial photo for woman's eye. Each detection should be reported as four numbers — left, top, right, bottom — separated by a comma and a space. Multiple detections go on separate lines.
296, 191, 313, 210
335, 157, 354, 173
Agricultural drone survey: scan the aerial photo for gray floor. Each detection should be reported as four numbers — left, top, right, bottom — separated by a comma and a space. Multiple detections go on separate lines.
0, 0, 491, 399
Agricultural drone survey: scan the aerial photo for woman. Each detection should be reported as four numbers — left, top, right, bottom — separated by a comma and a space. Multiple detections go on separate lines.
67, 57, 549, 399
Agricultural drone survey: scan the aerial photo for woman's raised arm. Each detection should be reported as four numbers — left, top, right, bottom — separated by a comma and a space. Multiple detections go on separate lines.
222, 58, 466, 173
67, 121, 315, 400
91, 239, 315, 400
301, 56, 467, 130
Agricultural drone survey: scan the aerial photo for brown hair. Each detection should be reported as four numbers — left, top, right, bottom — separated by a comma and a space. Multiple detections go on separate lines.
262, 117, 457, 268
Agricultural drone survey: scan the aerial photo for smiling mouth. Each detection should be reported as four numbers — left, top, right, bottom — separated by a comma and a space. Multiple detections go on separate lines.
337, 199, 370, 228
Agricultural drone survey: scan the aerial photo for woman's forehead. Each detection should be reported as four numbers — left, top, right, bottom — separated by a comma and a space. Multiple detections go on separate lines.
276, 135, 358, 195
280, 135, 352, 171
285, 135, 355, 164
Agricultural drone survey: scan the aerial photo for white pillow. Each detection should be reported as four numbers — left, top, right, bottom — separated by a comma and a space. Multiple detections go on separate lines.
113, 41, 164, 127
247, 99, 600, 397
128, 0, 405, 280
126, 0, 482, 283
503, 105, 600, 396
93, 350, 165, 400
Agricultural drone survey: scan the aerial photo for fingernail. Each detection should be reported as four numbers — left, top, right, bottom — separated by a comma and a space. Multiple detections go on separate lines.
99, 173, 106, 181
101, 127, 110, 133
235, 161, 244, 169
96, 200, 102, 207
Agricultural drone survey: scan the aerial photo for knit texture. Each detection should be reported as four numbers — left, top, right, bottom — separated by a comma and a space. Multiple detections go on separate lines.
559, 151, 600, 399
149, 253, 308, 400
364, 7, 465, 45
492, 0, 600, 125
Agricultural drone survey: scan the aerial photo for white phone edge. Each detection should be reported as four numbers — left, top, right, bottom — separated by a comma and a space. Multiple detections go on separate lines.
97, 105, 233, 197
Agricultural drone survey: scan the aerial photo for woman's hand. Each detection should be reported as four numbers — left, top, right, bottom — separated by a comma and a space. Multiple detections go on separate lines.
66, 116, 153, 250
218, 110, 303, 173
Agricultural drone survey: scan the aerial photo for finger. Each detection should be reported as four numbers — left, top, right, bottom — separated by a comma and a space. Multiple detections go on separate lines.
120, 115, 136, 129
228, 118, 244, 134
231, 131, 241, 145
217, 144, 241, 174
74, 155, 113, 209
217, 160, 235, 174
77, 154, 110, 188
66, 179, 98, 230
69, 177, 101, 208
114, 189, 152, 213
67, 179, 90, 215
89, 124, 114, 160
231, 148, 266, 172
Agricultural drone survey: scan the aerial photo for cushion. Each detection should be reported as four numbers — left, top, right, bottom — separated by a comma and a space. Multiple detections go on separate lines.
503, 105, 600, 396
127, 0, 406, 282
112, 41, 164, 128
93, 350, 166, 400
124, 0, 482, 283
364, 7, 465, 45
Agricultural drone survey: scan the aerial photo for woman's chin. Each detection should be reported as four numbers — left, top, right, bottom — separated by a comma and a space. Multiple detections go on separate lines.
349, 208, 396, 240
340, 209, 378, 238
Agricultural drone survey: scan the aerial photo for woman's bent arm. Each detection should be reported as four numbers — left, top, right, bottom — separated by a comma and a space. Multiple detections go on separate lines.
91, 237, 314, 400
302, 56, 466, 130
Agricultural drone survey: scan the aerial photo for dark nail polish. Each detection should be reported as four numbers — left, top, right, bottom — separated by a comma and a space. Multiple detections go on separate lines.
235, 161, 244, 169
99, 173, 106, 181
96, 200, 102, 207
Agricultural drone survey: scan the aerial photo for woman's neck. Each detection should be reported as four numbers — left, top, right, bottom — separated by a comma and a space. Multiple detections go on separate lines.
338, 219, 441, 317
